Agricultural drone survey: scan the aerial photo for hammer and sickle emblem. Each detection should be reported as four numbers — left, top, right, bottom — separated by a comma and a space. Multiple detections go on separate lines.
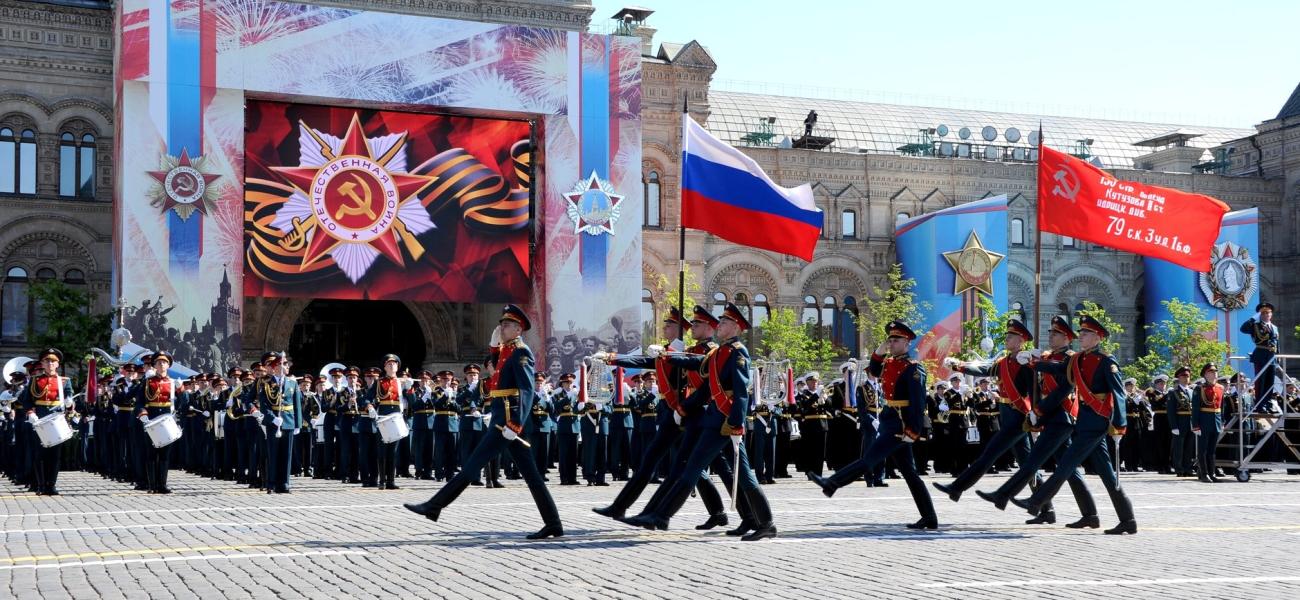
277, 216, 313, 252
174, 173, 197, 194
1052, 167, 1080, 203
334, 173, 376, 221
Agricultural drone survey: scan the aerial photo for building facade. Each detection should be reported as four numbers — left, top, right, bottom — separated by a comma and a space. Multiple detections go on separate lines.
1, 0, 1295, 370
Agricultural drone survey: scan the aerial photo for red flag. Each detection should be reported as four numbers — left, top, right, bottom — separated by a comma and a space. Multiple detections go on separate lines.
786, 367, 795, 406
1037, 146, 1228, 271
614, 367, 625, 405
86, 357, 97, 403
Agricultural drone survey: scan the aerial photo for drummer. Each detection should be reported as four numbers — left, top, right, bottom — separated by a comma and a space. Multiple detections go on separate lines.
17, 348, 74, 495
134, 351, 178, 494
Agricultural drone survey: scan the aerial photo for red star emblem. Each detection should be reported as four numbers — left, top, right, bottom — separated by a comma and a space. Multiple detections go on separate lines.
147, 148, 221, 219
564, 171, 624, 235
269, 113, 436, 270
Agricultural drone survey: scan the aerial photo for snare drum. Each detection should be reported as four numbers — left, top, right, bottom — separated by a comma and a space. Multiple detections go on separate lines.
144, 413, 183, 448
34, 413, 73, 448
377, 412, 409, 444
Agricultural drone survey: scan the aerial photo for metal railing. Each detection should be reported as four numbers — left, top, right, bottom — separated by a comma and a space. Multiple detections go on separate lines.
1221, 354, 1300, 481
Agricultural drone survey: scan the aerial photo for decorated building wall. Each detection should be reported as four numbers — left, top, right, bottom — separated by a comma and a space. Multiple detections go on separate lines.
111, 0, 640, 372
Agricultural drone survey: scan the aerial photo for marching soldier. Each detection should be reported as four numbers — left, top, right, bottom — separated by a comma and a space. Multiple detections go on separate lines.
405, 304, 565, 540
590, 306, 728, 530
1010, 315, 1137, 535
17, 348, 75, 495
809, 322, 938, 530
974, 316, 1098, 527
553, 372, 581, 485
1193, 363, 1225, 483
1166, 366, 1197, 477
1240, 302, 1279, 406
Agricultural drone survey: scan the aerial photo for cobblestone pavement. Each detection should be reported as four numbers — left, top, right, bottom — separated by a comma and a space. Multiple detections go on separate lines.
2, 469, 1298, 599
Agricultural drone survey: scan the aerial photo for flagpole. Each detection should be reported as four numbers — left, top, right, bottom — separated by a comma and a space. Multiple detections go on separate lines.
1034, 121, 1044, 340
677, 93, 688, 338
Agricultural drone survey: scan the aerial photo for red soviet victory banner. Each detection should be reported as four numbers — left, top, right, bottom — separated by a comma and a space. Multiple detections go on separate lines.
1037, 146, 1228, 272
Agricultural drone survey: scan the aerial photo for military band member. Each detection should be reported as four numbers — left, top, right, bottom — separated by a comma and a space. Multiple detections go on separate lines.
935, 319, 1040, 502
1146, 374, 1172, 473
318, 367, 343, 479
338, 367, 362, 484
110, 364, 139, 484
826, 362, 859, 472
590, 307, 727, 529
242, 363, 267, 489
809, 322, 938, 530
797, 372, 829, 475
1120, 378, 1151, 472
749, 395, 776, 484
553, 372, 581, 485
131, 352, 179, 494
975, 316, 1098, 527
219, 367, 244, 482
580, 383, 610, 486
210, 376, 230, 480
1166, 366, 1197, 477
530, 373, 556, 478
1193, 363, 1225, 483
430, 370, 459, 481
298, 374, 320, 477
1240, 302, 1279, 406
456, 364, 490, 485
1010, 315, 1137, 535
405, 304, 565, 540
858, 371, 888, 487
607, 368, 635, 481
258, 352, 301, 493
17, 348, 75, 495
369, 355, 408, 490
631, 374, 659, 479
354, 366, 381, 487
409, 370, 436, 480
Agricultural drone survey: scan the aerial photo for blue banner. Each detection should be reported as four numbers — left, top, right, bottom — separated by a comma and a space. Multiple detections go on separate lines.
1143, 208, 1260, 375
895, 196, 1008, 366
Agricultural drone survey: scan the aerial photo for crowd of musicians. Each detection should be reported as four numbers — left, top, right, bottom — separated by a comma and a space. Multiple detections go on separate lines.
2, 301, 1295, 540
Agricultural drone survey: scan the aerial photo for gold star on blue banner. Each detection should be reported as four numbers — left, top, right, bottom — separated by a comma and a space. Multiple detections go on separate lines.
943, 231, 1004, 296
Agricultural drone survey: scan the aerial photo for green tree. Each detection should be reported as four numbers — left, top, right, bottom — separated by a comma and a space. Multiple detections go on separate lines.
1122, 352, 1167, 388
958, 294, 1035, 360
858, 263, 930, 352
1142, 298, 1232, 378
758, 307, 837, 375
27, 279, 111, 382
1075, 300, 1124, 356
645, 263, 703, 345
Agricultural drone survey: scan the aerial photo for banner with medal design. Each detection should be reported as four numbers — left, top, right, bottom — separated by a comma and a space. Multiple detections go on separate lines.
243, 100, 532, 302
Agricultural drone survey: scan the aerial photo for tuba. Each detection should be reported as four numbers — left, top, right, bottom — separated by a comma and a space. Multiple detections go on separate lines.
582, 355, 616, 405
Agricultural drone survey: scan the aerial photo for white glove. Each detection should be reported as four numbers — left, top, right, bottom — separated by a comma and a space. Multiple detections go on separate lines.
1016, 351, 1034, 365
673, 411, 683, 425
139, 414, 150, 424
898, 434, 915, 443
226, 399, 233, 408
1028, 411, 1039, 426
272, 416, 284, 427
471, 410, 482, 417
942, 357, 961, 369
938, 401, 950, 412
27, 413, 38, 425
367, 406, 378, 419
647, 345, 664, 359
875, 342, 889, 356
1171, 428, 1180, 436
1110, 434, 1123, 445
203, 411, 211, 417
730, 434, 742, 447
501, 427, 518, 441
1040, 349, 1052, 360
490, 325, 503, 347
1193, 428, 1201, 436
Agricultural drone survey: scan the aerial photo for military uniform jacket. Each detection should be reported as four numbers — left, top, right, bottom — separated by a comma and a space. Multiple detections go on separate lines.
552, 389, 581, 435
1240, 316, 1279, 363
456, 386, 485, 432
1165, 385, 1195, 427
961, 354, 1034, 418
18, 374, 75, 420
1031, 349, 1078, 426
750, 402, 775, 435
132, 375, 178, 419
667, 337, 752, 432
1193, 383, 1224, 424
489, 337, 536, 434
409, 384, 436, 430
531, 393, 556, 433
430, 386, 460, 433
634, 392, 659, 432
797, 389, 830, 431
608, 348, 699, 428
258, 375, 304, 430
1042, 347, 1125, 430
580, 401, 610, 436
866, 351, 927, 439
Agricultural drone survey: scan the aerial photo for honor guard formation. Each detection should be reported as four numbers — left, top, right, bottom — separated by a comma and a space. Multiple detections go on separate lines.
4, 302, 1297, 541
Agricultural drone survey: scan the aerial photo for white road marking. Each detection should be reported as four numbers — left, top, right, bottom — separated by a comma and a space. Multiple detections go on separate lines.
919, 575, 1300, 589
0, 549, 368, 572
0, 520, 299, 536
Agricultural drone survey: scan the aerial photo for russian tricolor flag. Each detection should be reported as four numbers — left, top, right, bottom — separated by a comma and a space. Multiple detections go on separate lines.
681, 115, 822, 261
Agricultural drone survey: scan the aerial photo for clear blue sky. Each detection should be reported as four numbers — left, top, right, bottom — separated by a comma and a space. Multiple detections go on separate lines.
591, 0, 1298, 128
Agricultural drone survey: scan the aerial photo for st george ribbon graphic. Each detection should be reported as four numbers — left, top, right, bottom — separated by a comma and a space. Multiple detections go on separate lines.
243, 101, 532, 302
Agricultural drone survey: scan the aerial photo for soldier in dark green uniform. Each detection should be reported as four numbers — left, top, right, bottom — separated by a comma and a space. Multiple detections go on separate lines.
258, 352, 303, 494
431, 370, 460, 481
456, 364, 491, 486
405, 304, 564, 540
553, 372, 581, 485
1166, 365, 1197, 477
410, 370, 436, 480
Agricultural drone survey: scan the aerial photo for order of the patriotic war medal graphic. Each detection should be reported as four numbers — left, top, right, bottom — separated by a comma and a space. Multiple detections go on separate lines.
1199, 241, 1256, 310
148, 149, 221, 220
943, 231, 1005, 296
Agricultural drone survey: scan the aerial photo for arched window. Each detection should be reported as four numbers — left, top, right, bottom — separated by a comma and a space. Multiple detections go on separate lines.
802, 295, 819, 326
895, 212, 910, 228
841, 209, 857, 239
820, 296, 836, 338
18, 129, 36, 195
31, 268, 55, 337
734, 292, 751, 320
1011, 218, 1025, 246
752, 293, 770, 328
836, 296, 861, 355
712, 292, 726, 317
64, 269, 85, 284
644, 170, 661, 228
0, 128, 15, 194
59, 132, 96, 198
2, 267, 29, 341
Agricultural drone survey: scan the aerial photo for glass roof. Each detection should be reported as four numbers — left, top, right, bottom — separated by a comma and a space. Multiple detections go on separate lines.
707, 91, 1254, 169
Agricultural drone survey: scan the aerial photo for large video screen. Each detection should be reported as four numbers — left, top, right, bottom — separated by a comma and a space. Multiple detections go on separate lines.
243, 100, 533, 302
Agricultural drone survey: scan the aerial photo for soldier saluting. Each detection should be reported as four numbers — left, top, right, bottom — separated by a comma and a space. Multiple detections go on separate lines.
1240, 302, 1279, 406
405, 304, 564, 540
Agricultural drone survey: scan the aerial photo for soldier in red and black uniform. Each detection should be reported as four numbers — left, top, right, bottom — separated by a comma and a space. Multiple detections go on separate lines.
1192, 363, 1225, 483
1011, 315, 1137, 535
808, 321, 938, 530
590, 306, 727, 529
975, 316, 1099, 527
132, 351, 179, 494
17, 348, 75, 495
